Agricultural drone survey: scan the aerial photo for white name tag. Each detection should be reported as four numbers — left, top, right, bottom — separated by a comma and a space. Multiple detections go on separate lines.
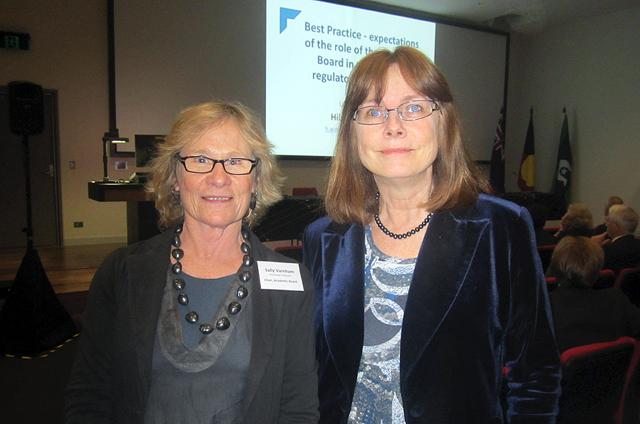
256, 261, 304, 291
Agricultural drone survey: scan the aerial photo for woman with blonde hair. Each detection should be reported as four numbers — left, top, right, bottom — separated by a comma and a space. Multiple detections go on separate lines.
66, 101, 318, 423
304, 47, 560, 423
548, 235, 640, 352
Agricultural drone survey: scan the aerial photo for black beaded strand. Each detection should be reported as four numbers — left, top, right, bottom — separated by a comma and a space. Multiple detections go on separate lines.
374, 192, 434, 240
171, 223, 252, 335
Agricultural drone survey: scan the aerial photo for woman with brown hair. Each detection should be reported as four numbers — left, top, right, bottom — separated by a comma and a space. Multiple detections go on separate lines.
303, 47, 560, 423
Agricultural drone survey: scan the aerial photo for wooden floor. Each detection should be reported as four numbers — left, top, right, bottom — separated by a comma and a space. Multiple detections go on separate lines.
0, 243, 124, 293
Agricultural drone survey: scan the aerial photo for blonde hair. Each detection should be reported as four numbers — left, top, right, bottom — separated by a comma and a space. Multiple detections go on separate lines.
548, 236, 604, 289
561, 203, 593, 233
147, 101, 284, 229
325, 46, 489, 224
607, 205, 638, 234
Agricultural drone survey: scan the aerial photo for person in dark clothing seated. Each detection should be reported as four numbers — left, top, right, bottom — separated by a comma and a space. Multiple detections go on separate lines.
593, 204, 640, 271
592, 195, 623, 236
548, 236, 640, 353
527, 203, 557, 246
554, 203, 593, 240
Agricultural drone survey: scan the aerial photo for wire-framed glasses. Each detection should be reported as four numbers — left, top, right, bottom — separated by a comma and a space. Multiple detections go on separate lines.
176, 155, 258, 175
353, 99, 440, 125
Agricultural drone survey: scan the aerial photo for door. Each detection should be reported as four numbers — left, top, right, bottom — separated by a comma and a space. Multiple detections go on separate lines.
0, 87, 61, 248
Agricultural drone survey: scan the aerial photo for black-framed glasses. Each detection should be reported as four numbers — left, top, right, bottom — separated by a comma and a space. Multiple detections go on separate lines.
176, 155, 258, 175
353, 99, 440, 125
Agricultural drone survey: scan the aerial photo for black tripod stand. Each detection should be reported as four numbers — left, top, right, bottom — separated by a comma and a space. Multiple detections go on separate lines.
0, 90, 77, 356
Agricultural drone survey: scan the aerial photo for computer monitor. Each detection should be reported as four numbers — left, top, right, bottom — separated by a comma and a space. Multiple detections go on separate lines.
135, 134, 164, 172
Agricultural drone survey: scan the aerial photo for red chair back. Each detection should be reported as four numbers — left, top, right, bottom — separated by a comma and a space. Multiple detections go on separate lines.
545, 276, 558, 292
537, 244, 556, 273
616, 339, 640, 424
291, 187, 318, 197
558, 337, 636, 424
614, 268, 640, 307
594, 269, 616, 289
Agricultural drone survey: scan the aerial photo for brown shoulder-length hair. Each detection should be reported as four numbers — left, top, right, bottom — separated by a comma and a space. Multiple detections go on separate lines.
547, 236, 604, 289
325, 46, 489, 224
147, 101, 284, 229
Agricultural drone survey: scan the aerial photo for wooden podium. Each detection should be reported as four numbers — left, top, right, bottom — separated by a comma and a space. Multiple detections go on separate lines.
88, 181, 159, 244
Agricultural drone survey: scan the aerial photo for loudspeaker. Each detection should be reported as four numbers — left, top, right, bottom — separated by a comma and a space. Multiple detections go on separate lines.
9, 81, 44, 136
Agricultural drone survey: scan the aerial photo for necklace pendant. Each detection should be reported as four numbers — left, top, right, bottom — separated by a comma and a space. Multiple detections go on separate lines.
236, 286, 248, 299
177, 293, 189, 305
239, 270, 251, 283
199, 323, 214, 335
172, 223, 252, 336
173, 278, 185, 290
185, 311, 199, 323
228, 301, 241, 315
216, 317, 231, 331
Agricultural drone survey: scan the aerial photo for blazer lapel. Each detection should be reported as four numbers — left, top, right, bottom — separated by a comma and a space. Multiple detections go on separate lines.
127, 231, 172, 398
401, 208, 489, 381
321, 223, 366, 392
242, 238, 281, 410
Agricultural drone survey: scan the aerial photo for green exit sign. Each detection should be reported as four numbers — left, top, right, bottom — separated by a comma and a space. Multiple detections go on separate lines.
1, 31, 30, 50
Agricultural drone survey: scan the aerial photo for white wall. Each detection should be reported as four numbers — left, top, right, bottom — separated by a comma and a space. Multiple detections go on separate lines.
2, 2, 638, 244
1, 0, 130, 245
506, 6, 640, 225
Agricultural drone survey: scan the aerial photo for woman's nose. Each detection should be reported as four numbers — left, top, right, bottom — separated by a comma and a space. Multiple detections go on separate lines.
384, 110, 406, 137
206, 162, 230, 185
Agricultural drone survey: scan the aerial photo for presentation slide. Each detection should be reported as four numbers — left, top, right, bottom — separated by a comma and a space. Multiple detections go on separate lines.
115, 0, 506, 162
266, 0, 436, 157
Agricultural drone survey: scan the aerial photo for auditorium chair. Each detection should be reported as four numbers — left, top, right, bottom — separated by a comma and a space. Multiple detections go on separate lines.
274, 245, 303, 263
616, 338, 640, 424
537, 244, 556, 273
614, 268, 640, 307
593, 269, 617, 290
557, 337, 636, 424
545, 276, 558, 292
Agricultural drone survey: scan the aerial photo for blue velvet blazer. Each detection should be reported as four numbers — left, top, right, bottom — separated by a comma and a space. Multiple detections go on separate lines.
303, 194, 561, 423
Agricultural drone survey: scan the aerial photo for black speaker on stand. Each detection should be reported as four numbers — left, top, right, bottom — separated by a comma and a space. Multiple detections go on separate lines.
0, 82, 77, 356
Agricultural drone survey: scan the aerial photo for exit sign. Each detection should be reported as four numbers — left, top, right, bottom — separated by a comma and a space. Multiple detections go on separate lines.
1, 31, 30, 50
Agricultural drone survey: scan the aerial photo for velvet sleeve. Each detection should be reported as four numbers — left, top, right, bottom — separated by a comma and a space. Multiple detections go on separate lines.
503, 207, 562, 423
64, 249, 123, 423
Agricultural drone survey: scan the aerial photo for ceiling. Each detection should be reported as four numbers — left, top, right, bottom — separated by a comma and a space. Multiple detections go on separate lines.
370, 0, 638, 33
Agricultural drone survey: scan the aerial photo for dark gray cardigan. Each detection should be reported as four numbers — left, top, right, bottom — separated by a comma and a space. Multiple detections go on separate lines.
65, 228, 318, 423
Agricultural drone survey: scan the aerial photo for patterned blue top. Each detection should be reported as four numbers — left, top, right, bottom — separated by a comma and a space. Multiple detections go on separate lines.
349, 226, 417, 424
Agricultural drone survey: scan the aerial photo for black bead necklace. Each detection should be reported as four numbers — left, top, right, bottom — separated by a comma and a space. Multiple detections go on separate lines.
374, 192, 434, 240
170, 223, 252, 335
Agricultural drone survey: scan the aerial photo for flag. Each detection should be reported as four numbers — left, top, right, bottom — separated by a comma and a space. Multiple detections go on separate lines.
552, 108, 573, 205
518, 109, 535, 191
489, 108, 505, 193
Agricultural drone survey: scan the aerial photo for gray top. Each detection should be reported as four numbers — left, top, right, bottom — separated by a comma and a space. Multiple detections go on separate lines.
144, 272, 252, 424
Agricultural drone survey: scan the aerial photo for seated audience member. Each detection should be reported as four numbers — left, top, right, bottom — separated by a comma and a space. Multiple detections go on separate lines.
554, 203, 593, 239
549, 236, 640, 353
595, 205, 640, 271
527, 203, 557, 246
592, 195, 624, 236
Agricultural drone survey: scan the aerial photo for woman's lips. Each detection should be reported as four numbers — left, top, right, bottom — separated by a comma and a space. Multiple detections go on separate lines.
380, 147, 412, 155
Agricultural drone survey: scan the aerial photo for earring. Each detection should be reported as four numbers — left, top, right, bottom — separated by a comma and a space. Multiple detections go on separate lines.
249, 192, 257, 210
171, 187, 180, 204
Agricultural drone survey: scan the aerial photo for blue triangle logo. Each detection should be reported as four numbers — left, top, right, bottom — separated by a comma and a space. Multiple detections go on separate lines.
280, 7, 301, 33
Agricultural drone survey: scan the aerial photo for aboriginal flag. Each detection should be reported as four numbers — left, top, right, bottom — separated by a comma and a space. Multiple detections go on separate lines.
518, 109, 535, 191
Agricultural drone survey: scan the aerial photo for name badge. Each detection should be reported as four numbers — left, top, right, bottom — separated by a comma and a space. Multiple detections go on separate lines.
256, 261, 304, 291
